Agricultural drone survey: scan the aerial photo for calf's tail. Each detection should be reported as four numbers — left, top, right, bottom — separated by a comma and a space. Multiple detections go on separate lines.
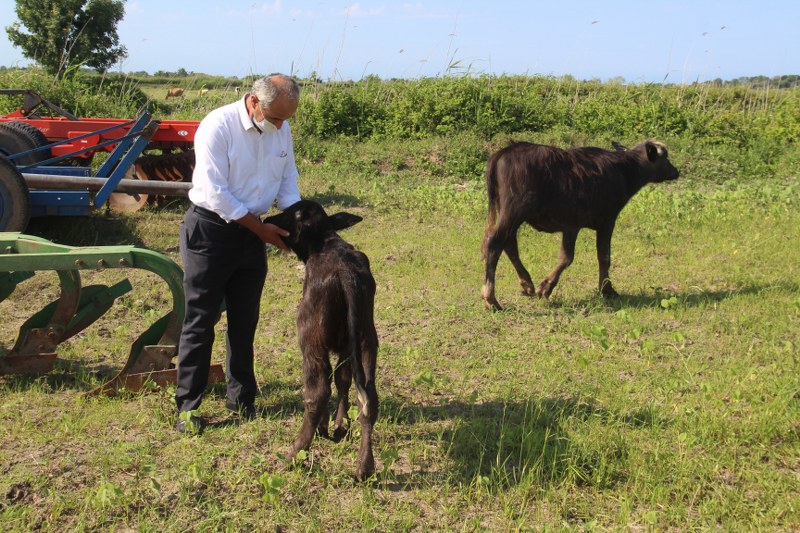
342, 274, 370, 418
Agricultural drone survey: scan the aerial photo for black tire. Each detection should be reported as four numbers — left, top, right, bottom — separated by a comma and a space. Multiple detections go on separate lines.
0, 122, 50, 165
0, 156, 30, 232
5, 121, 50, 150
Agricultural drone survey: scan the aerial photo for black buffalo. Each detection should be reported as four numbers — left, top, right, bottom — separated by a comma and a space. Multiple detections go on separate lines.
481, 140, 680, 310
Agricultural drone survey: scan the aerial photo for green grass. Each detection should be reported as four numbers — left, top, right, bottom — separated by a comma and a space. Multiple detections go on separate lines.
2, 132, 800, 529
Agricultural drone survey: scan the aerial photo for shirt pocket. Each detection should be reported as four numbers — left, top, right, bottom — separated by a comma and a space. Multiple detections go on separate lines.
264, 154, 288, 182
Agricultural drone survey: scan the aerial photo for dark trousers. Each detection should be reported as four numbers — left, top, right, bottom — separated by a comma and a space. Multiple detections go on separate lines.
175, 205, 267, 413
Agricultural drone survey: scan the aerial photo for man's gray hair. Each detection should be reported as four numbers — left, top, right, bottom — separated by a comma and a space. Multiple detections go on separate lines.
252, 74, 300, 106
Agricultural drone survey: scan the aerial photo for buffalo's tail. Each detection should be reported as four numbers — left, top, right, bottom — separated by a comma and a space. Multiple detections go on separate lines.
482, 153, 501, 260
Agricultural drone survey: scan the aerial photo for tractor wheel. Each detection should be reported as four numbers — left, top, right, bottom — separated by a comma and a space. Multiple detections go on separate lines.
5, 121, 51, 151
0, 122, 51, 165
0, 156, 30, 232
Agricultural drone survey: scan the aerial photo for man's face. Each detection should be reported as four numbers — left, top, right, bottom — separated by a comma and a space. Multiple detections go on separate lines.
251, 94, 298, 130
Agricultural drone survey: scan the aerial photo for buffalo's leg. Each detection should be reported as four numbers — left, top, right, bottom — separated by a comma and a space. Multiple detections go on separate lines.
596, 223, 619, 297
537, 230, 578, 298
482, 217, 521, 310
482, 231, 506, 310
331, 356, 352, 442
503, 232, 536, 296
289, 350, 331, 460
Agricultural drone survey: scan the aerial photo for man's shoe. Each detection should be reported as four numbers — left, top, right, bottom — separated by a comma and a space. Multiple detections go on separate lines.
176, 413, 205, 435
226, 402, 257, 421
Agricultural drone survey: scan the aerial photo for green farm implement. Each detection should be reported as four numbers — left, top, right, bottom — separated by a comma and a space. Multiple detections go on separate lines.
0, 232, 223, 394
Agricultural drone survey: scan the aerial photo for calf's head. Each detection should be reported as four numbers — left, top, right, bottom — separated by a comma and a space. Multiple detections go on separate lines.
263, 200, 363, 262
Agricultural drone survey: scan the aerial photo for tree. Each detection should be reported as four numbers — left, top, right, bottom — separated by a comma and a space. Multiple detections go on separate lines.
6, 0, 127, 78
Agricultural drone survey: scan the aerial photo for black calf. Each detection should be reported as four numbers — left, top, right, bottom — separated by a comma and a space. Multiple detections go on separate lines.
264, 200, 379, 480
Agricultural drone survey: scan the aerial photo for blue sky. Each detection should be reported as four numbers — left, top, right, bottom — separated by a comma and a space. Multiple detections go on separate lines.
1, 1, 798, 83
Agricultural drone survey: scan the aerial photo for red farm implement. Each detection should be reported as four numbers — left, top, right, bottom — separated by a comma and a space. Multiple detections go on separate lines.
0, 89, 198, 228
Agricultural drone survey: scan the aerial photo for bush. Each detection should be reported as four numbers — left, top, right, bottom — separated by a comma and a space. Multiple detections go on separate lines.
2, 68, 797, 184
0, 67, 146, 118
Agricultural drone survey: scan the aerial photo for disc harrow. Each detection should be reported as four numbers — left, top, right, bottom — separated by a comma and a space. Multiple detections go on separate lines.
109, 150, 196, 212
0, 232, 223, 394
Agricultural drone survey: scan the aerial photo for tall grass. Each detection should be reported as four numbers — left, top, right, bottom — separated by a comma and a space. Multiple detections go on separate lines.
2, 68, 798, 147
3, 67, 797, 187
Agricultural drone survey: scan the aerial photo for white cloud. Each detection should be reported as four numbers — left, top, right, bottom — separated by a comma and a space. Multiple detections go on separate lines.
344, 3, 385, 18
400, 2, 455, 20
125, 1, 143, 15
258, 0, 282, 16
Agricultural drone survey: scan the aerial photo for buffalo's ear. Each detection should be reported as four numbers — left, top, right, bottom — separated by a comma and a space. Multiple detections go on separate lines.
612, 141, 627, 151
645, 141, 659, 162
329, 212, 363, 231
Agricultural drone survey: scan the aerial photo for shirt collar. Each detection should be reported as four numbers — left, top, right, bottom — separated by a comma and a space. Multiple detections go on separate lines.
238, 93, 257, 132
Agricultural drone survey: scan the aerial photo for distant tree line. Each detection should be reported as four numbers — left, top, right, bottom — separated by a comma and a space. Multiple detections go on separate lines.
705, 75, 800, 89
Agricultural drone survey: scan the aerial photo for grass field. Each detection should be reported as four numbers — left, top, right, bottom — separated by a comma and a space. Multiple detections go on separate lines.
1, 129, 799, 529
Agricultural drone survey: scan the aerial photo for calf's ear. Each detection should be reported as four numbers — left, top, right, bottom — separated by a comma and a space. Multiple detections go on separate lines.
329, 212, 363, 231
612, 141, 627, 151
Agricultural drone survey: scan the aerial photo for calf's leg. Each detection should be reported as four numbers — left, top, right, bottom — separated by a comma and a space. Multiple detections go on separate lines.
596, 223, 619, 297
289, 350, 332, 460
537, 230, 578, 298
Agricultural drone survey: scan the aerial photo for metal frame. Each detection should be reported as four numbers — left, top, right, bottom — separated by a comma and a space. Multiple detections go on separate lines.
0, 232, 223, 394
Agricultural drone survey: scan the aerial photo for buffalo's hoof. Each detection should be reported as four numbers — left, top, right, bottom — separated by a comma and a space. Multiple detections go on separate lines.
481, 285, 502, 311
484, 299, 503, 311
519, 280, 536, 296
482, 291, 503, 311
600, 279, 618, 298
536, 281, 553, 299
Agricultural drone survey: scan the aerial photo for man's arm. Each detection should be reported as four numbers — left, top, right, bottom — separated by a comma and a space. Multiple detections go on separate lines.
235, 213, 290, 250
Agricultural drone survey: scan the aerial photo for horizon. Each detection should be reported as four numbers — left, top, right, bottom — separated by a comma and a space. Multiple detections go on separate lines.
3, 64, 798, 86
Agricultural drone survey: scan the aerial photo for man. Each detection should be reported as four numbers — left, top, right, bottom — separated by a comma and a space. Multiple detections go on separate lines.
175, 74, 301, 433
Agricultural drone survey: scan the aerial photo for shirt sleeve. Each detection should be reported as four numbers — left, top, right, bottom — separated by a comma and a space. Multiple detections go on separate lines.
275, 128, 302, 210
191, 115, 249, 221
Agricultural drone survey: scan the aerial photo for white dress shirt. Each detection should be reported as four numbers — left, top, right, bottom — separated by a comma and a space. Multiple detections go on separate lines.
188, 95, 301, 221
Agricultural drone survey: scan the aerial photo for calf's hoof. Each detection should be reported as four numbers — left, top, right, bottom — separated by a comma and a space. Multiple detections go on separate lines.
286, 445, 309, 466
355, 458, 376, 482
331, 425, 348, 442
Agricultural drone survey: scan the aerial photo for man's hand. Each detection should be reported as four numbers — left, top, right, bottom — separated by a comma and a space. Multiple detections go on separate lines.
260, 222, 290, 250
235, 213, 290, 250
